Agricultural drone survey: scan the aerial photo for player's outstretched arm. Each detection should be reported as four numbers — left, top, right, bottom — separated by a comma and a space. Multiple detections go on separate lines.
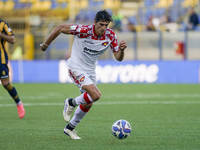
40, 24, 71, 51
113, 40, 127, 61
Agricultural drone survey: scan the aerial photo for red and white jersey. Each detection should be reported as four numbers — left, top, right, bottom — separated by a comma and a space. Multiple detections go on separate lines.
67, 24, 119, 71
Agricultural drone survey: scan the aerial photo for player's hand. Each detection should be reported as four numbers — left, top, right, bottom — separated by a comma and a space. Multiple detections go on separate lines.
119, 40, 127, 51
40, 43, 49, 51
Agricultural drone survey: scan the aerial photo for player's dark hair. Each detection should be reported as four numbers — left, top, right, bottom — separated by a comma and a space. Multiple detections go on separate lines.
95, 9, 113, 22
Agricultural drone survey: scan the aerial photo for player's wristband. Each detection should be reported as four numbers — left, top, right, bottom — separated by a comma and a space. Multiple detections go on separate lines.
44, 43, 49, 47
119, 48, 124, 51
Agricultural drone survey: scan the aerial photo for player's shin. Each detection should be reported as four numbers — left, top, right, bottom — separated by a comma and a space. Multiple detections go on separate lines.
3, 83, 21, 105
66, 104, 90, 130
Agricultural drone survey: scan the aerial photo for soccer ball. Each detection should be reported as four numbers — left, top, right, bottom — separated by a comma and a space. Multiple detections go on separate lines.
111, 119, 131, 139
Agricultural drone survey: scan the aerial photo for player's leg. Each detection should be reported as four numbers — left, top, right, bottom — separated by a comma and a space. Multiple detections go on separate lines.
69, 84, 101, 106
64, 103, 93, 139
82, 83, 101, 101
2, 79, 20, 104
63, 69, 99, 139
1, 78, 25, 118
64, 84, 100, 139
63, 69, 99, 122
0, 63, 25, 118
63, 85, 99, 123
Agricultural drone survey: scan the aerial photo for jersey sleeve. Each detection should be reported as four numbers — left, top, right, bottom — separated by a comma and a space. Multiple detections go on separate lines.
110, 31, 119, 52
3, 21, 14, 36
70, 24, 89, 36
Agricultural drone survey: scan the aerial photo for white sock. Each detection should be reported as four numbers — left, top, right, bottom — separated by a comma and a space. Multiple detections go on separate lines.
16, 101, 22, 106
74, 92, 94, 105
70, 105, 90, 127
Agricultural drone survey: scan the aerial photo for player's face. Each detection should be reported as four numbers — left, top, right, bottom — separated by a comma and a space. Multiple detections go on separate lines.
94, 20, 109, 36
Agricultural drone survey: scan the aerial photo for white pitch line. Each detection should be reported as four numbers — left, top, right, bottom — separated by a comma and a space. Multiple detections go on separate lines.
0, 101, 200, 107
1, 93, 200, 101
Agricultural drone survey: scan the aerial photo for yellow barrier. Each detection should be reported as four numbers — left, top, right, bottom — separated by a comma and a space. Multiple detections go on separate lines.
24, 33, 34, 60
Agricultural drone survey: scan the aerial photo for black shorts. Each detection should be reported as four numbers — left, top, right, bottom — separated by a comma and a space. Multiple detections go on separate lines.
0, 63, 9, 80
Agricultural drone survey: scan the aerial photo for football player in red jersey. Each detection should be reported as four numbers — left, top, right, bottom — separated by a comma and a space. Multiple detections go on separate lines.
40, 10, 127, 139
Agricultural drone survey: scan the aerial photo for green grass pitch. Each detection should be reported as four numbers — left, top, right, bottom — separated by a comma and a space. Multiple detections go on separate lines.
0, 83, 200, 150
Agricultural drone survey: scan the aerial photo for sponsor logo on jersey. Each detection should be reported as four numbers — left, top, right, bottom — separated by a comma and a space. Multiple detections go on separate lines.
102, 42, 109, 47
1, 75, 9, 79
83, 47, 103, 55
84, 40, 94, 44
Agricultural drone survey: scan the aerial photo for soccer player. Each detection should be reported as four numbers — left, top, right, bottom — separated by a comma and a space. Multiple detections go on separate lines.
40, 10, 127, 139
0, 19, 25, 118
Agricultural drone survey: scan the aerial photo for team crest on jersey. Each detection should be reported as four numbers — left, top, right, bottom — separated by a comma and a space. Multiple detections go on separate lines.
80, 76, 85, 83
1, 70, 8, 79
102, 42, 109, 47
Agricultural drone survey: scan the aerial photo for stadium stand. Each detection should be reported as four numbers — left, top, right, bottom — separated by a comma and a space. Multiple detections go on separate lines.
182, 0, 199, 7
4, 1, 15, 11
156, 0, 173, 8
126, 0, 200, 30
0, 1, 4, 11
31, 1, 52, 11
0, 0, 199, 31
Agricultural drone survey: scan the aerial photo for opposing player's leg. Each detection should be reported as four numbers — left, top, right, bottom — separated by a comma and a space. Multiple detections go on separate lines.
1, 78, 25, 118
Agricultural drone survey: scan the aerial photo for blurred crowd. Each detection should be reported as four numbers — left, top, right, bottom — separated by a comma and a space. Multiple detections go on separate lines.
144, 7, 199, 32
74, 7, 200, 33
109, 7, 200, 33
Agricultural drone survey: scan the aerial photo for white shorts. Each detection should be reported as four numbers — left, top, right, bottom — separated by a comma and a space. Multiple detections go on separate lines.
68, 68, 97, 93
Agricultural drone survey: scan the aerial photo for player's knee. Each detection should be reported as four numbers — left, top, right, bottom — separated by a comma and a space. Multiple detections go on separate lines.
3, 83, 13, 90
97, 92, 101, 100
93, 92, 101, 101
1, 79, 10, 87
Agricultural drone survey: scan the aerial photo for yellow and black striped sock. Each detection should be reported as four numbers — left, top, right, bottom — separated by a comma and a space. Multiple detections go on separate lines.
3, 83, 20, 104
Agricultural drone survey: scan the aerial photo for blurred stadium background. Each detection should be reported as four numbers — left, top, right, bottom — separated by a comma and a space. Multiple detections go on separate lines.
0, 0, 200, 83
1, 2, 200, 149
